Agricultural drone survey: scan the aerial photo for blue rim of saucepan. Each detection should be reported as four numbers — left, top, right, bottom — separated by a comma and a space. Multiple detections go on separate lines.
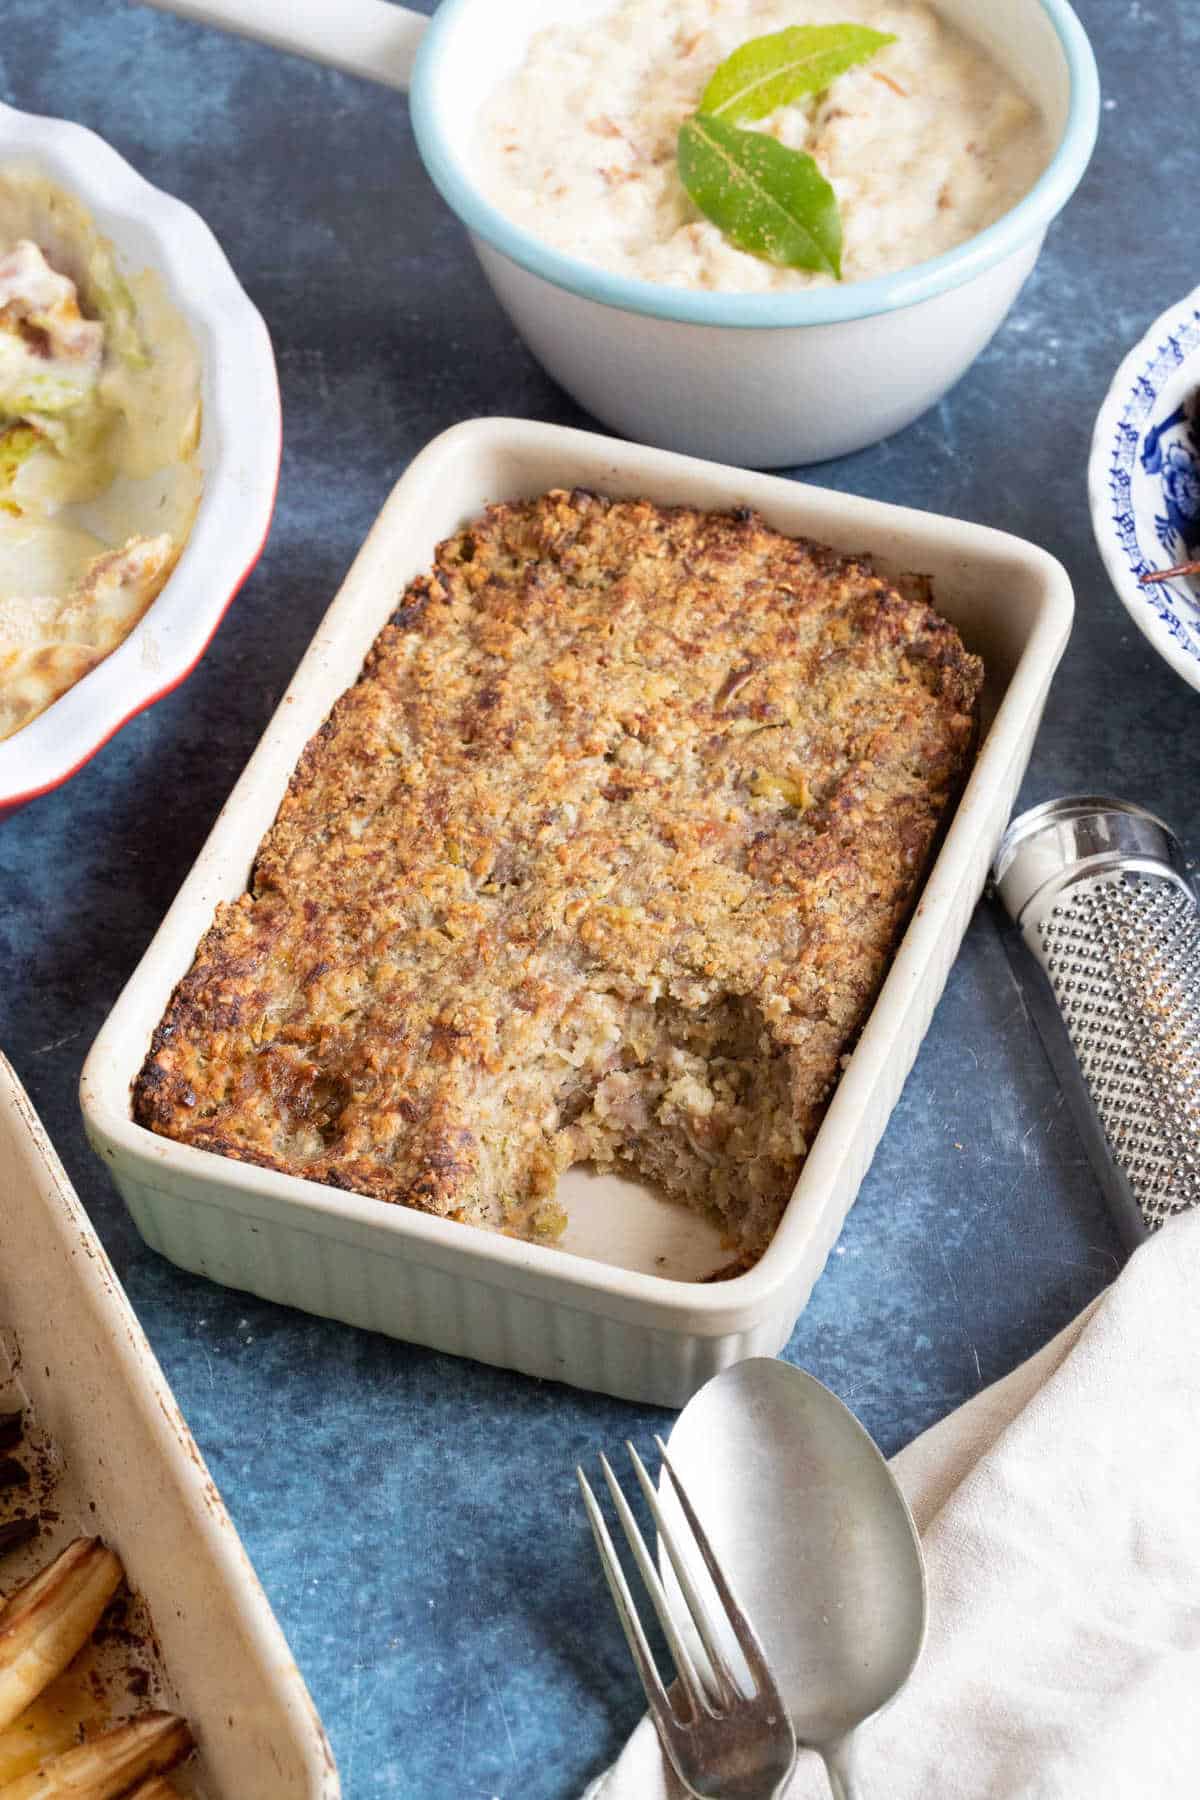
409, 0, 1100, 328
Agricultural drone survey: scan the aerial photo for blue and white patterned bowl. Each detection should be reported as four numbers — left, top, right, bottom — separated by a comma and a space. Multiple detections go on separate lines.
1089, 286, 1200, 691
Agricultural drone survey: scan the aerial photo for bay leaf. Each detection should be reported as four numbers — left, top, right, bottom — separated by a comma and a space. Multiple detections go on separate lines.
677, 114, 842, 276
699, 24, 896, 123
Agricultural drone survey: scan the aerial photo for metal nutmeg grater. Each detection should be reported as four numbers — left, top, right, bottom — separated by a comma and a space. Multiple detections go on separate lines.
992, 795, 1200, 1247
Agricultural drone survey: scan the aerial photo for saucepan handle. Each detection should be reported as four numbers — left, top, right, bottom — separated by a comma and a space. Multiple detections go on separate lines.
139, 0, 427, 93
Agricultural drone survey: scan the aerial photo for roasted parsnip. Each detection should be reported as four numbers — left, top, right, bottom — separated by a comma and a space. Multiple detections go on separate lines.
0, 1541, 123, 1731
0, 1686, 86, 1785
0, 1711, 192, 1798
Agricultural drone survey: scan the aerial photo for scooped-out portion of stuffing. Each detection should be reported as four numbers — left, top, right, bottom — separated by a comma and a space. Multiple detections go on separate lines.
134, 490, 982, 1268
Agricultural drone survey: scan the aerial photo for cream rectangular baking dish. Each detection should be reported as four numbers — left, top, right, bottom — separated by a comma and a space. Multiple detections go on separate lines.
81, 419, 1073, 1407
0, 1052, 339, 1798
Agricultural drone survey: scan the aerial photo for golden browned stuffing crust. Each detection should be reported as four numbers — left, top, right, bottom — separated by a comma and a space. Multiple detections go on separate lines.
134, 491, 982, 1261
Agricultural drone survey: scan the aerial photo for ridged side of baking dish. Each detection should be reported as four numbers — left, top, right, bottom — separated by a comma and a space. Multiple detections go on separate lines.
81, 419, 1073, 1407
0, 1053, 339, 1797
117, 1175, 795, 1401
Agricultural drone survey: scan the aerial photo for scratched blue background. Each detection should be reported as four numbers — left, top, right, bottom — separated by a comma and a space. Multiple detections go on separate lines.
1, 1, 1195, 1794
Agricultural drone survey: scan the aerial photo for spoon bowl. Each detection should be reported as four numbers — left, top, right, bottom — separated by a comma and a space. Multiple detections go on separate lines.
662, 1358, 926, 1796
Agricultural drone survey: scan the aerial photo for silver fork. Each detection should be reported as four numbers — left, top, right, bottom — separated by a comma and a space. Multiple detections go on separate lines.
577, 1436, 797, 1800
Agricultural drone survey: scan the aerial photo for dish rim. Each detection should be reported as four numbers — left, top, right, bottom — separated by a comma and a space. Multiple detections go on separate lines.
1087, 281, 1200, 695
0, 99, 282, 812
0, 1050, 341, 1798
81, 416, 1074, 1336
410, 0, 1099, 329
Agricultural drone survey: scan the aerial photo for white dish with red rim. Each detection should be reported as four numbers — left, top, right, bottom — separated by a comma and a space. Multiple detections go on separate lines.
0, 100, 280, 816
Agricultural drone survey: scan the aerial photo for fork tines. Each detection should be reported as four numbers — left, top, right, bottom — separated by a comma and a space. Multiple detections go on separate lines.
577, 1437, 791, 1755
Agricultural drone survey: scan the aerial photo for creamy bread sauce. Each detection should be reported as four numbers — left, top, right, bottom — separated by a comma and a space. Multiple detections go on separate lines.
0, 166, 201, 740
478, 0, 1050, 292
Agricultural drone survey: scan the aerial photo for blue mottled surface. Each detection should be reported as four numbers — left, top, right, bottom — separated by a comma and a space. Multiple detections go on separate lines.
0, 3, 1193, 1794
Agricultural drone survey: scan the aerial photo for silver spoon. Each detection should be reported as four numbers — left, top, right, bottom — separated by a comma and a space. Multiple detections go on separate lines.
661, 1358, 927, 1799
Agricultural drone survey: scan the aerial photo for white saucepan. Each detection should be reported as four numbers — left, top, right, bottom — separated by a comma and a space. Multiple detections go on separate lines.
145, 0, 1099, 467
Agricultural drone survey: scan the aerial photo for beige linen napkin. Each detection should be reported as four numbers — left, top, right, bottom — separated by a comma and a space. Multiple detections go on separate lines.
584, 1211, 1200, 1799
